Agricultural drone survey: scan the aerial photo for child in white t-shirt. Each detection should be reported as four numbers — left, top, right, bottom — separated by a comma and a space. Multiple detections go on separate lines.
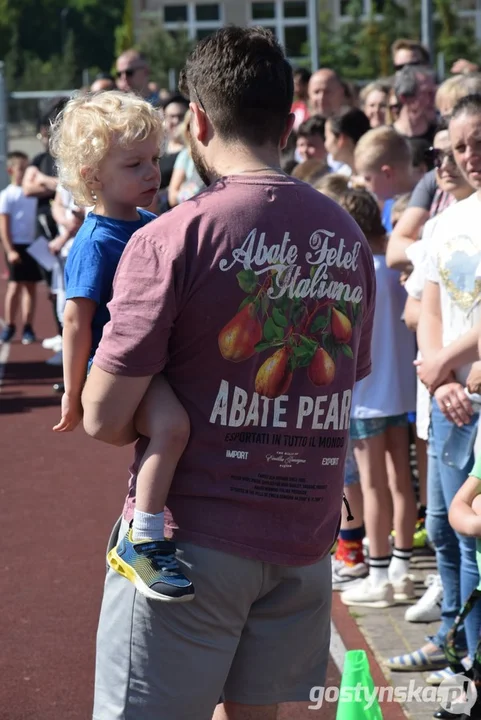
0, 152, 39, 345
337, 188, 418, 610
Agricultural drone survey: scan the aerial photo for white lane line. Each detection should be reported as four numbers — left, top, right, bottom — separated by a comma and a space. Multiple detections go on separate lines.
330, 620, 347, 674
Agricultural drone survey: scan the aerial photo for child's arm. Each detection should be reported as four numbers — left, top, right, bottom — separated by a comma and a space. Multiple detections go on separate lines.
0, 213, 20, 264
449, 473, 481, 537
53, 298, 96, 432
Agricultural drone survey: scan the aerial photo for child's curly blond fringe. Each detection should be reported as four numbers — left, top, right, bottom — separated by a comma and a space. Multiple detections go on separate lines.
49, 90, 164, 207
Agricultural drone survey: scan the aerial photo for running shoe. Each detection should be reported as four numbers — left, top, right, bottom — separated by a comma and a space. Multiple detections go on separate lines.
107, 525, 195, 602
404, 574, 443, 623
0, 324, 15, 343
21, 325, 36, 345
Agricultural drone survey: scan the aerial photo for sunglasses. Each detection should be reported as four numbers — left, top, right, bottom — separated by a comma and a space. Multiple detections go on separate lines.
393, 60, 424, 72
116, 67, 143, 79
425, 147, 456, 169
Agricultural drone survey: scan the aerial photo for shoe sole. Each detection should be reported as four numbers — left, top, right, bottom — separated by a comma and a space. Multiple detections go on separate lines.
386, 660, 447, 672
394, 591, 417, 601
332, 574, 368, 591
107, 547, 195, 603
340, 596, 395, 609
21, 339, 35, 345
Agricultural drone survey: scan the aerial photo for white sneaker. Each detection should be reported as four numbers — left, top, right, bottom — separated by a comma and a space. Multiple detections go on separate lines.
341, 576, 395, 608
404, 573, 442, 623
332, 557, 368, 591
42, 334, 62, 351
391, 574, 416, 601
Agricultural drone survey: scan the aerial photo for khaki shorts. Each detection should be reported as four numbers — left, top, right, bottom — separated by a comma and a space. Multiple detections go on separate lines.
93, 518, 332, 720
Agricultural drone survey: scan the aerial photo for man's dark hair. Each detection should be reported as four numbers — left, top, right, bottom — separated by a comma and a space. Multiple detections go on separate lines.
329, 106, 370, 145
179, 26, 294, 145
95, 72, 115, 82
391, 38, 430, 66
293, 67, 311, 85
7, 150, 28, 163
37, 97, 69, 132
161, 93, 189, 110
406, 137, 430, 169
450, 93, 481, 121
297, 115, 326, 139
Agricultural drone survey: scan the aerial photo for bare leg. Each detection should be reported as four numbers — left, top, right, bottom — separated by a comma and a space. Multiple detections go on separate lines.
385, 425, 417, 548
21, 282, 37, 326
213, 702, 277, 720
4, 281, 21, 325
354, 433, 391, 558
135, 374, 190, 514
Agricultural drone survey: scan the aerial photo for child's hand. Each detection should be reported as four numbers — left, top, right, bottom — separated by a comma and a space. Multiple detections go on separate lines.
7, 249, 20, 265
449, 475, 481, 536
53, 393, 83, 432
48, 237, 65, 255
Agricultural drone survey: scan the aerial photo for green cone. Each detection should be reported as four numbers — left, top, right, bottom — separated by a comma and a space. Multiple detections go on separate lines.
336, 650, 383, 720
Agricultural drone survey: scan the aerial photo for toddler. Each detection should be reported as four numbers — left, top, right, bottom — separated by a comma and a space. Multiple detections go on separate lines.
50, 91, 193, 602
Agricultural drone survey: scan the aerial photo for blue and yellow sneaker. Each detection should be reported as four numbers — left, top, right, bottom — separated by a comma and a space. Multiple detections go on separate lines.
107, 525, 195, 602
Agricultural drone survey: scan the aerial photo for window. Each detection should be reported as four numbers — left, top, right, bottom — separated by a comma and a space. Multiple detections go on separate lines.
249, 1, 310, 62
196, 27, 217, 39
252, 2, 276, 19
283, 1, 307, 18
164, 4, 188, 22
161, 3, 223, 40
195, 3, 220, 21
284, 25, 308, 57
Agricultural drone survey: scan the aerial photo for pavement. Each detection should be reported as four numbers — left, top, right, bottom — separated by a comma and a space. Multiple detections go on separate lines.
1, 279, 445, 720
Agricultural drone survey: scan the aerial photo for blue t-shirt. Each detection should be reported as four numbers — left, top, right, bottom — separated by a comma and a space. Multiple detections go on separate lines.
65, 210, 155, 356
382, 198, 394, 233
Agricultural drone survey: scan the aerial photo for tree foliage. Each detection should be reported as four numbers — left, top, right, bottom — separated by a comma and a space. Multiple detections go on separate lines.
138, 25, 194, 90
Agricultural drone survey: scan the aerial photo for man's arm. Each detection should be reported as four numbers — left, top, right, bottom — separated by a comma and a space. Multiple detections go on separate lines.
82, 365, 152, 446
22, 165, 58, 198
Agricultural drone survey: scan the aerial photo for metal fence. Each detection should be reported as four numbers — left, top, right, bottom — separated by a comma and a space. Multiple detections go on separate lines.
0, 62, 75, 190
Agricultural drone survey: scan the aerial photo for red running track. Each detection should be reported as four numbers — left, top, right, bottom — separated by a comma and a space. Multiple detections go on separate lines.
0, 282, 403, 720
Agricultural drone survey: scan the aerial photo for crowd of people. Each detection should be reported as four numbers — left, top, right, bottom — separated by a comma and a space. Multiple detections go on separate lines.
4, 26, 481, 719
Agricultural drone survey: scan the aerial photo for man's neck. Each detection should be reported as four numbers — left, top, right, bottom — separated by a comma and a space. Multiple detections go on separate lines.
208, 142, 284, 180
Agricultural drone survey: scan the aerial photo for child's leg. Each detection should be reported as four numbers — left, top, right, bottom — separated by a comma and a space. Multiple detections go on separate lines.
21, 281, 37, 328
385, 422, 417, 583
133, 374, 190, 540
353, 428, 392, 585
107, 375, 194, 602
4, 281, 21, 326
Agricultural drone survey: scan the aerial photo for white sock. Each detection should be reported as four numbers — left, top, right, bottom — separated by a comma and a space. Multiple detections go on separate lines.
389, 548, 412, 583
132, 509, 165, 541
369, 557, 390, 586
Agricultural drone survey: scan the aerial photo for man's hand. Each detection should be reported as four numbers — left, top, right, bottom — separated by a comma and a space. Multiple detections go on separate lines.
53, 393, 83, 432
7, 249, 21, 265
414, 352, 451, 395
467, 361, 481, 395
451, 58, 479, 74
434, 382, 473, 427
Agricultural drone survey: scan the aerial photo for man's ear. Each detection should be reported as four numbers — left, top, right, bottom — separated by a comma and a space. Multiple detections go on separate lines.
189, 101, 208, 144
280, 112, 296, 151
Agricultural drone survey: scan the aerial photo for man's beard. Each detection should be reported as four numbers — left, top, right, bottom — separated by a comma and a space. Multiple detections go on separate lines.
189, 134, 217, 187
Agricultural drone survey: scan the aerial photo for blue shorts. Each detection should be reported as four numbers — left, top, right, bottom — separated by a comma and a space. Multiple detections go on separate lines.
350, 413, 409, 441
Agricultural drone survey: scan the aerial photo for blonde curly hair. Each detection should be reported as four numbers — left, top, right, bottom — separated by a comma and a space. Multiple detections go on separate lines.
50, 90, 164, 206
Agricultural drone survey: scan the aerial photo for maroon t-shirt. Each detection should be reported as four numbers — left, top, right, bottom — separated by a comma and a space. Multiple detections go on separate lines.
95, 174, 375, 565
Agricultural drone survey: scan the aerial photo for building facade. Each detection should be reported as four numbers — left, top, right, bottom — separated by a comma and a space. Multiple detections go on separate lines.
134, 0, 481, 71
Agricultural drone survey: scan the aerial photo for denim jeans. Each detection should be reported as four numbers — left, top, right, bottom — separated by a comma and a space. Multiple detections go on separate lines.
426, 401, 481, 658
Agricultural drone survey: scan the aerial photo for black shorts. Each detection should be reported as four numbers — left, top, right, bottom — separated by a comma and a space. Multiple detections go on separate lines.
6, 245, 42, 283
